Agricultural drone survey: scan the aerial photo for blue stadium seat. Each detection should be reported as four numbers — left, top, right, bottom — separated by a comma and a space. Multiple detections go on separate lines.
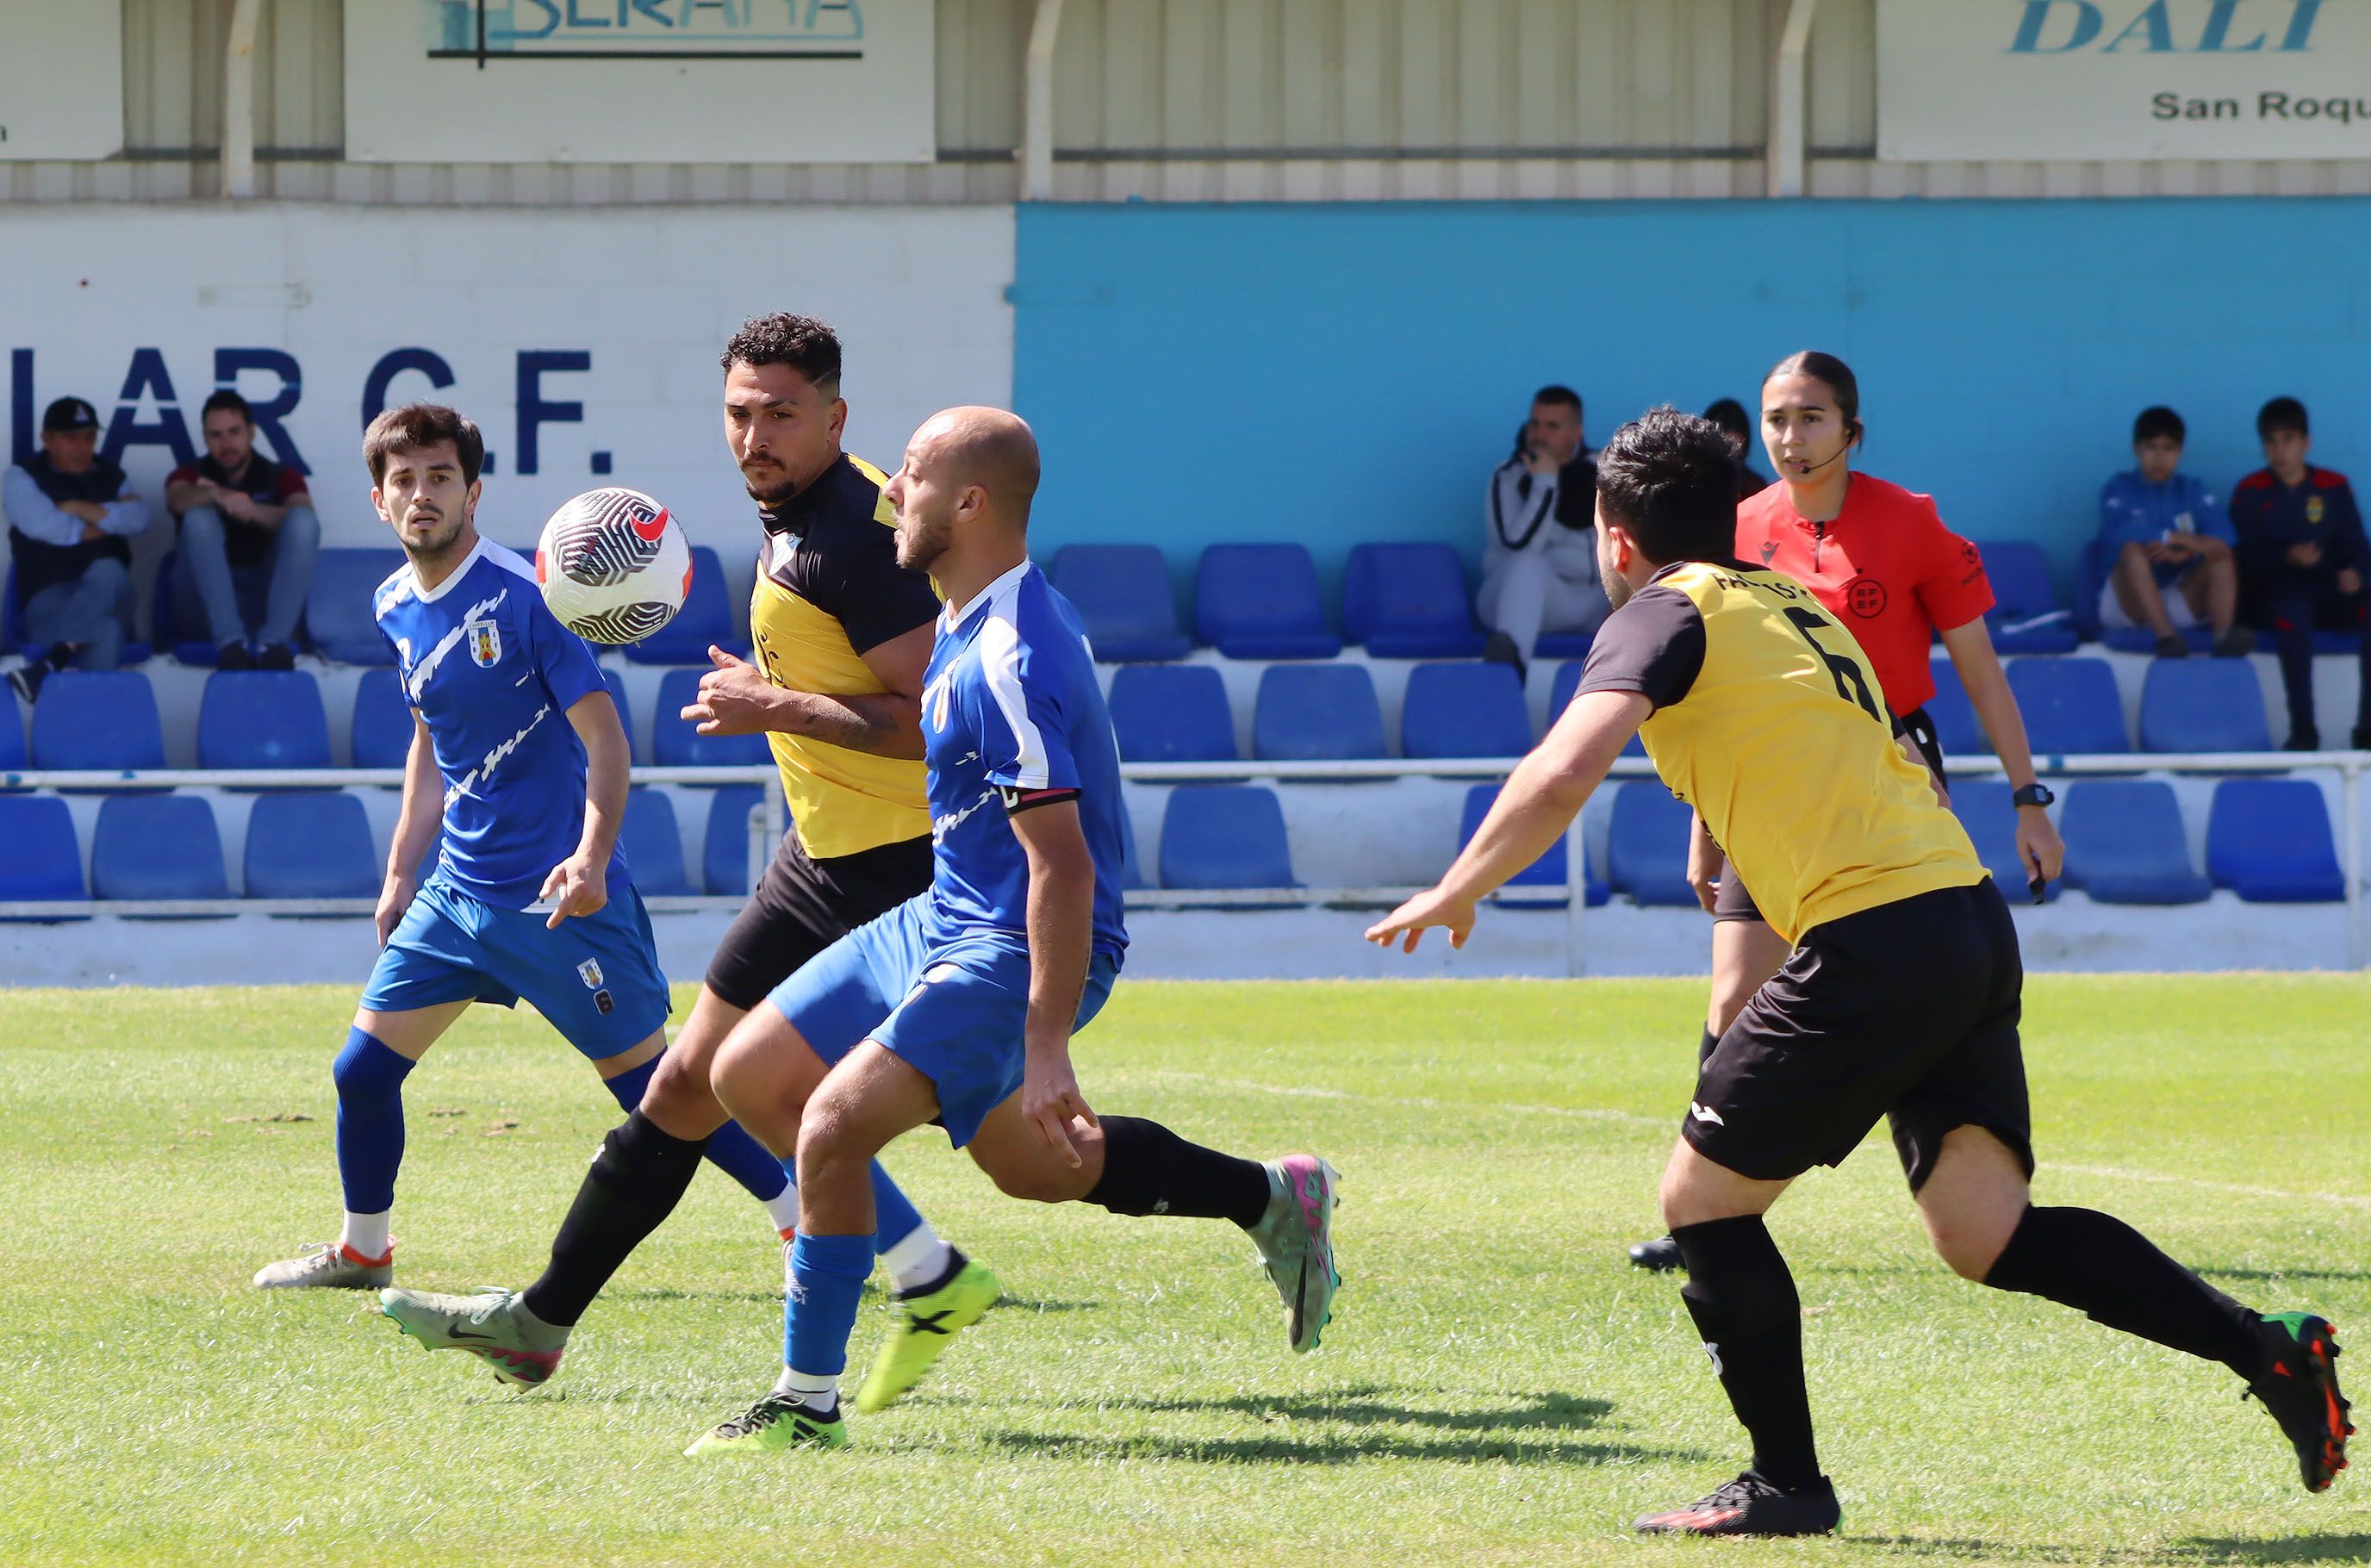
1949, 779, 2057, 902
623, 545, 737, 665
1533, 630, 1595, 661
1108, 665, 1236, 763
2059, 780, 2209, 904
1252, 664, 1387, 762
91, 794, 231, 905
1459, 782, 1608, 905
2138, 659, 2272, 753
1979, 539, 2079, 655
0, 694, 24, 772
197, 670, 332, 770
150, 551, 221, 666
600, 667, 636, 762
304, 548, 407, 664
28, 670, 165, 771
244, 792, 379, 899
3, 561, 151, 665
1115, 785, 1146, 891
1606, 781, 1697, 906
1548, 661, 1646, 757
2207, 778, 2343, 903
651, 668, 771, 770
1049, 544, 1190, 663
1342, 543, 1485, 659
1194, 544, 1341, 660
0, 794, 85, 912
1923, 660, 1989, 756
701, 784, 766, 896
2005, 657, 2130, 756
1159, 784, 1296, 889
1403, 663, 1529, 759
2074, 539, 2213, 655
351, 668, 415, 768
620, 787, 691, 895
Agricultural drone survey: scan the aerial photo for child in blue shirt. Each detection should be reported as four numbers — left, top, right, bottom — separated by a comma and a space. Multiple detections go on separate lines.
2096, 406, 2249, 660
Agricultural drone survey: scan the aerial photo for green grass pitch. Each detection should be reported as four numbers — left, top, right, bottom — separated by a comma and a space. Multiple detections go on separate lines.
3, 976, 2366, 1567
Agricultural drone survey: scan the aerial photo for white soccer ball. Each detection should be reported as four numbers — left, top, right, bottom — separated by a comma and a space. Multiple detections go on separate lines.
535, 487, 692, 645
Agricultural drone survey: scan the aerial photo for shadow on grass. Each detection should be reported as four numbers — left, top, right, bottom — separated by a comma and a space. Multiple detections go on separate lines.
1070, 1384, 1615, 1434
1855, 1534, 2371, 1565
982, 1425, 1696, 1467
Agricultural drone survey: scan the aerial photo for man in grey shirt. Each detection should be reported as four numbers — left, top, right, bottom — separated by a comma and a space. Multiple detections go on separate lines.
1479, 385, 1610, 680
4, 397, 149, 700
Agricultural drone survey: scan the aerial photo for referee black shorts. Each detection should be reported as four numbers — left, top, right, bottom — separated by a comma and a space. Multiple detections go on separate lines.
702, 830, 935, 1012
1685, 877, 2032, 1192
1712, 706, 1948, 924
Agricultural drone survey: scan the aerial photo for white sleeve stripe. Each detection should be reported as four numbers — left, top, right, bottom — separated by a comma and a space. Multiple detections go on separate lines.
976, 611, 1050, 790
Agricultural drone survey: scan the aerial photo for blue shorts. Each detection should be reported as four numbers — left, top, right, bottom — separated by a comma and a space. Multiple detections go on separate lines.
360, 876, 671, 1061
769, 893, 1121, 1148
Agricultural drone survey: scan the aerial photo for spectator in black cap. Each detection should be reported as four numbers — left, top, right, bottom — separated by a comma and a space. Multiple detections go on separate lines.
165, 389, 319, 669
3, 396, 149, 700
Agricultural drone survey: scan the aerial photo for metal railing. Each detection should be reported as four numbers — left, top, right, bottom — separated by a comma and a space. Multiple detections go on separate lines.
2, 751, 2362, 973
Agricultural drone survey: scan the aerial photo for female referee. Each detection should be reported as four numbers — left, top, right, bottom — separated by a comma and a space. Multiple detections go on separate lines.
1629, 350, 2068, 1271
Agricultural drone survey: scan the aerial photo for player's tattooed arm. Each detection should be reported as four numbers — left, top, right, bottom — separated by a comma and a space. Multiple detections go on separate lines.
1010, 797, 1098, 1167
376, 714, 442, 946
681, 623, 929, 759
543, 689, 628, 928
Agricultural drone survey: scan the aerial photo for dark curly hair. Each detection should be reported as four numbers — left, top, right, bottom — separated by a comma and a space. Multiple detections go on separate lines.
1593, 407, 1740, 565
721, 313, 842, 394
363, 403, 484, 487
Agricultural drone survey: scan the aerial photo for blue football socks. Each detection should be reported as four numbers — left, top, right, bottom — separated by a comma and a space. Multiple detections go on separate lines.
784, 1231, 874, 1380
332, 1026, 414, 1217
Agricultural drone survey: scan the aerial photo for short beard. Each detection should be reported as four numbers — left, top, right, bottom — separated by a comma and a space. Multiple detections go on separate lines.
401, 513, 470, 571
743, 473, 800, 508
894, 520, 949, 575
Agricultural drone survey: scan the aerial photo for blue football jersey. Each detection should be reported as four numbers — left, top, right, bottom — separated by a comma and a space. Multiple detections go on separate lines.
375, 537, 625, 909
919, 561, 1128, 960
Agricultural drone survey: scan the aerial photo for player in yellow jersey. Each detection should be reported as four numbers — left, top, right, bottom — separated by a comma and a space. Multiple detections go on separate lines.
1368, 408, 2349, 1537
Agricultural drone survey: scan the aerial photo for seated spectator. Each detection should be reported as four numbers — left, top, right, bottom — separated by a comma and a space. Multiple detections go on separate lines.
165, 389, 318, 670
2097, 405, 2249, 660
3, 396, 148, 700
2231, 395, 2371, 750
1478, 384, 1609, 677
1702, 397, 1770, 497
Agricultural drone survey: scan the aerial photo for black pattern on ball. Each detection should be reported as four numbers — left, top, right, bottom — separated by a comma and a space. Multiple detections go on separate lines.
571, 601, 677, 644
550, 488, 667, 588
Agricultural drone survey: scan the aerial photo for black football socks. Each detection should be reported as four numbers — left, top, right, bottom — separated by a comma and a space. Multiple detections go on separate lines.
1671, 1215, 1823, 1490
1982, 1204, 2264, 1376
1085, 1115, 1273, 1229
520, 1111, 710, 1328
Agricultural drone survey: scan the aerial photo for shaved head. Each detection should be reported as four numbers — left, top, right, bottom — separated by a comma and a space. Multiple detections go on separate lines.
912, 406, 1040, 527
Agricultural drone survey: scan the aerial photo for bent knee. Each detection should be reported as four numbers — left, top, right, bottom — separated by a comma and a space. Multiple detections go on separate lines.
1925, 1216, 2013, 1281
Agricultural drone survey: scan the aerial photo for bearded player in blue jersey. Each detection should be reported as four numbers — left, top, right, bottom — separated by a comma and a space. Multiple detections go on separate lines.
249, 406, 807, 1368
685, 408, 1341, 1455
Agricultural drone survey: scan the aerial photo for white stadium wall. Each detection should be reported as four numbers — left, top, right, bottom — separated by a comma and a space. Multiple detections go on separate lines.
0, 203, 1016, 587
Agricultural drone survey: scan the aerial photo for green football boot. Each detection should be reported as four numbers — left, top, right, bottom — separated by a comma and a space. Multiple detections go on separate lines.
379, 1286, 569, 1389
853, 1254, 1000, 1414
685, 1393, 849, 1457
1246, 1154, 1341, 1353
2245, 1311, 2352, 1492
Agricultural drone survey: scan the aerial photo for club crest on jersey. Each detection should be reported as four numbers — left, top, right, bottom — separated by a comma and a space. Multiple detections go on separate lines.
577, 958, 603, 988
466, 617, 501, 668
2307, 495, 2327, 526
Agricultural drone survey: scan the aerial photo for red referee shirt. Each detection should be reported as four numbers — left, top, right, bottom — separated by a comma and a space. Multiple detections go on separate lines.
1734, 473, 1993, 716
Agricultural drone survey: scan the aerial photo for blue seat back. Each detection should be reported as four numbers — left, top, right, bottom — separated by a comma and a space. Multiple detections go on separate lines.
1981, 540, 2057, 619
622, 545, 737, 664
2206, 778, 2344, 902
351, 668, 414, 768
1194, 544, 1341, 658
2005, 657, 2129, 755
1606, 781, 1696, 905
1159, 784, 1295, 889
1049, 544, 1189, 662
2138, 660, 2272, 753
1252, 664, 1386, 762
245, 792, 380, 898
600, 667, 636, 762
92, 794, 229, 899
701, 784, 766, 896
28, 671, 166, 770
620, 787, 690, 895
1548, 660, 1647, 757
1458, 782, 1609, 904
1342, 543, 1483, 657
1950, 779, 2057, 901
0, 794, 84, 900
2059, 780, 2209, 904
1108, 665, 1236, 763
197, 671, 333, 769
305, 549, 407, 663
651, 668, 771, 768
1922, 659, 1990, 755
0, 694, 24, 770
1402, 663, 1529, 759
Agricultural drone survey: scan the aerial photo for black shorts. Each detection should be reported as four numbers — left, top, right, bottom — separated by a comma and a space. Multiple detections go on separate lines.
1711, 706, 1947, 924
1685, 878, 2032, 1192
702, 831, 935, 1011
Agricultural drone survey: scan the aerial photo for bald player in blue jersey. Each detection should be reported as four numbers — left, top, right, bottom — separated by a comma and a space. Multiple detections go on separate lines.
686, 408, 1341, 1454
249, 407, 798, 1360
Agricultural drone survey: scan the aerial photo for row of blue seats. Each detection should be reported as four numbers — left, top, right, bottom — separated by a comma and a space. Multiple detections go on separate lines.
1111, 655, 2282, 764
1180, 775, 2343, 905
4, 544, 742, 669
0, 668, 774, 773
0, 785, 771, 905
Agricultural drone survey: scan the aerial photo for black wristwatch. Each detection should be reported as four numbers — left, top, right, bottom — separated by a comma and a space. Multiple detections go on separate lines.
2012, 783, 2055, 809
